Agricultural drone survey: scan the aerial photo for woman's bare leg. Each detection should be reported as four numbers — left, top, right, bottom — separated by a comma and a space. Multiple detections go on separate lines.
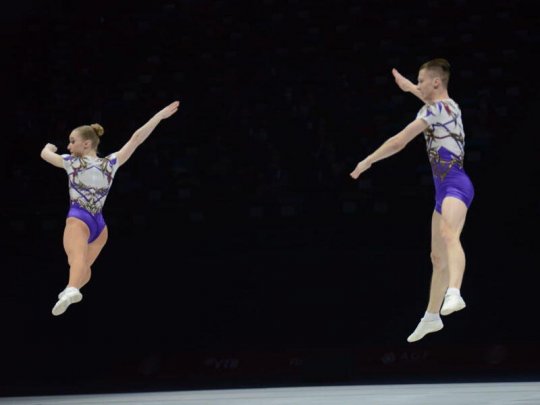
79, 226, 109, 289
63, 217, 90, 289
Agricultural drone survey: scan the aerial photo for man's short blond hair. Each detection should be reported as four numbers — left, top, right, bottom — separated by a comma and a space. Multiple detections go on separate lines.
420, 58, 451, 88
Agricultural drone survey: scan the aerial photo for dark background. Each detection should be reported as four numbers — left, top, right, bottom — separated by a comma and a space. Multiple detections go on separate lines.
2, 0, 539, 397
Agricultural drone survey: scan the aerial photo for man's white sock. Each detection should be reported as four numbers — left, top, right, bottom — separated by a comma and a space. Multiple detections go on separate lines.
422, 311, 440, 322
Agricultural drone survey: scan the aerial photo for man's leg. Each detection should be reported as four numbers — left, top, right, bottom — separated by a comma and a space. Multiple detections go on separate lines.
439, 196, 468, 315
407, 210, 447, 342
427, 210, 450, 313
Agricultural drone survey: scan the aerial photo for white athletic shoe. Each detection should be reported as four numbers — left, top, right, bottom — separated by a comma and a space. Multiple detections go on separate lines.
440, 294, 466, 316
407, 318, 444, 343
52, 287, 82, 316
58, 288, 67, 300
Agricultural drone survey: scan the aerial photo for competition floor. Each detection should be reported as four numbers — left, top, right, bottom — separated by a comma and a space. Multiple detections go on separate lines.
3, 382, 540, 404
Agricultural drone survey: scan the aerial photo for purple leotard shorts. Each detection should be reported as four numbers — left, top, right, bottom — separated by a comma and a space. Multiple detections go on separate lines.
67, 204, 106, 243
432, 148, 474, 214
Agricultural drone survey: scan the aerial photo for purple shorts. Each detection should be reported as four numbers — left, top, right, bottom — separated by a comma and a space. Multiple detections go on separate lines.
67, 204, 106, 243
432, 149, 475, 214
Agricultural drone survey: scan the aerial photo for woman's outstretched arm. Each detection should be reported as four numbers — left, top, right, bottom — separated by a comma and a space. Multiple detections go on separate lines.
116, 100, 180, 167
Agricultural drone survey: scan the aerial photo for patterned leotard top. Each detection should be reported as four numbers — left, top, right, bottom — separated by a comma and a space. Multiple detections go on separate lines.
61, 154, 120, 215
416, 98, 465, 181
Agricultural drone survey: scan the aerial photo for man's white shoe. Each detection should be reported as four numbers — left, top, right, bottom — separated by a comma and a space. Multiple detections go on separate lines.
407, 318, 443, 343
58, 288, 67, 300
440, 294, 466, 316
52, 287, 82, 316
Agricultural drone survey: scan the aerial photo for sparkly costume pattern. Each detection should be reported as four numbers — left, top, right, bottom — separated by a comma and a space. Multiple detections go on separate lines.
62, 154, 119, 242
416, 99, 474, 213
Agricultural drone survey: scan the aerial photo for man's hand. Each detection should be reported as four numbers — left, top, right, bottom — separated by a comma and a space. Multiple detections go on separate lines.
392, 68, 415, 93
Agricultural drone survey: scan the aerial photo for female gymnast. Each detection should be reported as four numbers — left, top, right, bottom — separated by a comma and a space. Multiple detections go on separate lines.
41, 101, 180, 316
